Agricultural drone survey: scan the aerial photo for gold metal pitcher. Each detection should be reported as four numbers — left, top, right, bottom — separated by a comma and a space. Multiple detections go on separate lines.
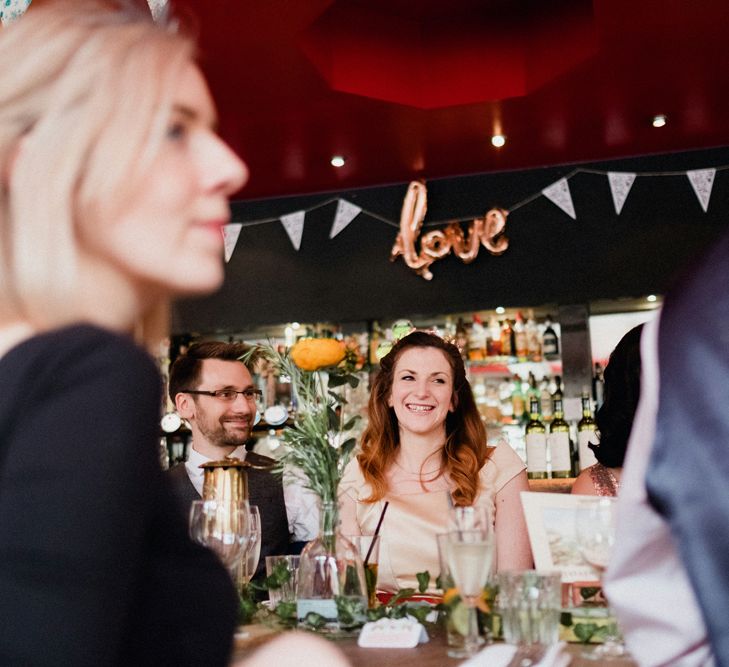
200, 458, 249, 502
200, 456, 275, 502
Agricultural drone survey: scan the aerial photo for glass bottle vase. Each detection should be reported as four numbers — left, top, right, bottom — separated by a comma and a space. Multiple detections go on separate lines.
295, 501, 368, 633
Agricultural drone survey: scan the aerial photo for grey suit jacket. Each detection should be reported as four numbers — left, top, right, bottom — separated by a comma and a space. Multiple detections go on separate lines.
167, 453, 291, 579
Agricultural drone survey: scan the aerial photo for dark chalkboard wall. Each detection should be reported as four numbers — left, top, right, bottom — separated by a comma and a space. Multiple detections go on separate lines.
173, 147, 729, 335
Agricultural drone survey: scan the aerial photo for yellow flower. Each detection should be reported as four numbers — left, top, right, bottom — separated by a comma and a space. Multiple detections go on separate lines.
290, 338, 346, 371
443, 587, 460, 606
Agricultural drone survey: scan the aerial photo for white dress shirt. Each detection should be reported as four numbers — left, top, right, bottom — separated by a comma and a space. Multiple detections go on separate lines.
604, 314, 714, 667
184, 445, 319, 543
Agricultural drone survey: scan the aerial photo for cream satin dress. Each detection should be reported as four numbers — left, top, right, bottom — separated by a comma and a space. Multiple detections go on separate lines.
339, 443, 525, 594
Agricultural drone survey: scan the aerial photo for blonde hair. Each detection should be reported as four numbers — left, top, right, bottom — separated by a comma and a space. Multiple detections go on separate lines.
0, 0, 194, 346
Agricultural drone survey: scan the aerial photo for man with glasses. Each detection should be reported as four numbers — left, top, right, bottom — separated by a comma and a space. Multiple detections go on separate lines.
167, 341, 315, 573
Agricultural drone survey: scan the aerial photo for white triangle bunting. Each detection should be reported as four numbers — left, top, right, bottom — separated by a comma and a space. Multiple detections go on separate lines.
147, 0, 168, 21
281, 211, 306, 250
1, 0, 31, 25
542, 178, 576, 219
329, 199, 362, 238
607, 172, 636, 215
687, 168, 716, 212
222, 223, 242, 263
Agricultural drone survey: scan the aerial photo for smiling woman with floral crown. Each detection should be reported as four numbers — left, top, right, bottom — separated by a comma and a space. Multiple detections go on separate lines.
339, 331, 533, 595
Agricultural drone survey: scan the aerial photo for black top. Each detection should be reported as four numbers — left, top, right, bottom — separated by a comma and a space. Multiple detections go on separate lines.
0, 325, 236, 666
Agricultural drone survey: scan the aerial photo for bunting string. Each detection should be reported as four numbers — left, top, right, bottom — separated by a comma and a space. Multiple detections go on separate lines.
224, 163, 728, 260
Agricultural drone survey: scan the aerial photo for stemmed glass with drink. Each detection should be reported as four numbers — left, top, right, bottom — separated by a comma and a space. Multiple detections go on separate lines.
235, 505, 261, 593
445, 520, 495, 658
575, 496, 629, 660
189, 499, 251, 572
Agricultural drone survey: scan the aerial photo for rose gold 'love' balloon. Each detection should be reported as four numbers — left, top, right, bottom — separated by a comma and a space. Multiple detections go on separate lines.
390, 181, 509, 280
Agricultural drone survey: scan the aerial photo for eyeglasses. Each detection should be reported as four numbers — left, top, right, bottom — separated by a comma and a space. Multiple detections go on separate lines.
182, 388, 263, 402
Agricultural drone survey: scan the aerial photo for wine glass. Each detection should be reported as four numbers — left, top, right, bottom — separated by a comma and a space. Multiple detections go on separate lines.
445, 527, 495, 658
234, 505, 261, 593
575, 497, 629, 660
448, 503, 492, 533
189, 499, 250, 570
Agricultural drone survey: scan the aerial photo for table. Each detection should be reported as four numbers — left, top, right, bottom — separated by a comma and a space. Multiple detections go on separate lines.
232, 624, 638, 666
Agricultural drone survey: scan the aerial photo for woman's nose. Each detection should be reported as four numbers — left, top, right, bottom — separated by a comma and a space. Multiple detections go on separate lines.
413, 380, 430, 397
213, 136, 248, 196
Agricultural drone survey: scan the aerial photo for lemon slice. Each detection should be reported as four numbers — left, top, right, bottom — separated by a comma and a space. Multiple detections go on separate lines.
449, 601, 470, 636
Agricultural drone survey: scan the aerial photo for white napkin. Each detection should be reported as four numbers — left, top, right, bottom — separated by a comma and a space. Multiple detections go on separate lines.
460, 642, 571, 667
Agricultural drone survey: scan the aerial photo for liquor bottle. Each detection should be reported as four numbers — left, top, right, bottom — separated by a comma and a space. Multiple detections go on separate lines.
552, 375, 564, 403
443, 316, 457, 340
525, 397, 548, 480
368, 321, 381, 366
593, 363, 605, 410
455, 317, 469, 360
511, 375, 526, 424
525, 310, 542, 361
542, 315, 560, 359
577, 391, 599, 472
468, 315, 486, 361
527, 372, 539, 403
548, 396, 572, 478
487, 316, 502, 356
501, 319, 514, 357
514, 312, 528, 360
539, 378, 553, 422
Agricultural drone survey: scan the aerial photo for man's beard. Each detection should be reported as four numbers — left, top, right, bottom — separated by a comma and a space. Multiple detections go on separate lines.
198, 416, 251, 449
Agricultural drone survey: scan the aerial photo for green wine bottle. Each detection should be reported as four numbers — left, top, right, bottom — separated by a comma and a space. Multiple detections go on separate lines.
525, 396, 548, 480
548, 396, 572, 478
577, 392, 598, 473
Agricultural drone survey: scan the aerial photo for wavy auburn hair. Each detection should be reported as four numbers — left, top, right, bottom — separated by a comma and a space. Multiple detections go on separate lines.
358, 331, 490, 506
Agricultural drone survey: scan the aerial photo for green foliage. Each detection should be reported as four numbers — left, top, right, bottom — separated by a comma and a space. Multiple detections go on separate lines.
335, 596, 368, 629
573, 622, 610, 644
435, 572, 453, 591
237, 591, 258, 625
244, 570, 438, 634
273, 601, 297, 623
301, 612, 327, 630
243, 343, 361, 503
262, 559, 291, 590
416, 571, 430, 594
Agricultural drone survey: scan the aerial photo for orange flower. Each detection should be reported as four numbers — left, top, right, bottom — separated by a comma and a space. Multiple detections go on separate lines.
290, 338, 346, 371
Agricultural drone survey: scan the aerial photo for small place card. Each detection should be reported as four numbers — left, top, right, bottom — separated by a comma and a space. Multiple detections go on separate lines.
357, 618, 429, 648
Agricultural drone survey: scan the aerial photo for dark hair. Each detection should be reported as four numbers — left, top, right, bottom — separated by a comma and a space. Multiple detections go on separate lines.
357, 331, 490, 506
590, 324, 644, 467
168, 341, 251, 402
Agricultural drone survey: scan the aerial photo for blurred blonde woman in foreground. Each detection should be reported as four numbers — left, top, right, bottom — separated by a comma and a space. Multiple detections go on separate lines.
0, 2, 349, 666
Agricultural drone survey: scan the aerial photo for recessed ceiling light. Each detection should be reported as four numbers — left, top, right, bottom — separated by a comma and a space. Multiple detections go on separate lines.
652, 114, 667, 128
330, 155, 346, 167
491, 134, 506, 148
495, 306, 506, 314
647, 294, 657, 302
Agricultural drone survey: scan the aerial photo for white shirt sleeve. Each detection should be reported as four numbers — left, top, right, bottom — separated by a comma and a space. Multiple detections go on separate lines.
282, 465, 320, 542
604, 314, 714, 666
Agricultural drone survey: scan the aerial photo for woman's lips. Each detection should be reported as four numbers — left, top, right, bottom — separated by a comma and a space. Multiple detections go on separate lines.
405, 403, 434, 412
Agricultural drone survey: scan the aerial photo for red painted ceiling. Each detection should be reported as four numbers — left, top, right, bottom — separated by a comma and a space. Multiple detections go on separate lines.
175, 0, 729, 200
